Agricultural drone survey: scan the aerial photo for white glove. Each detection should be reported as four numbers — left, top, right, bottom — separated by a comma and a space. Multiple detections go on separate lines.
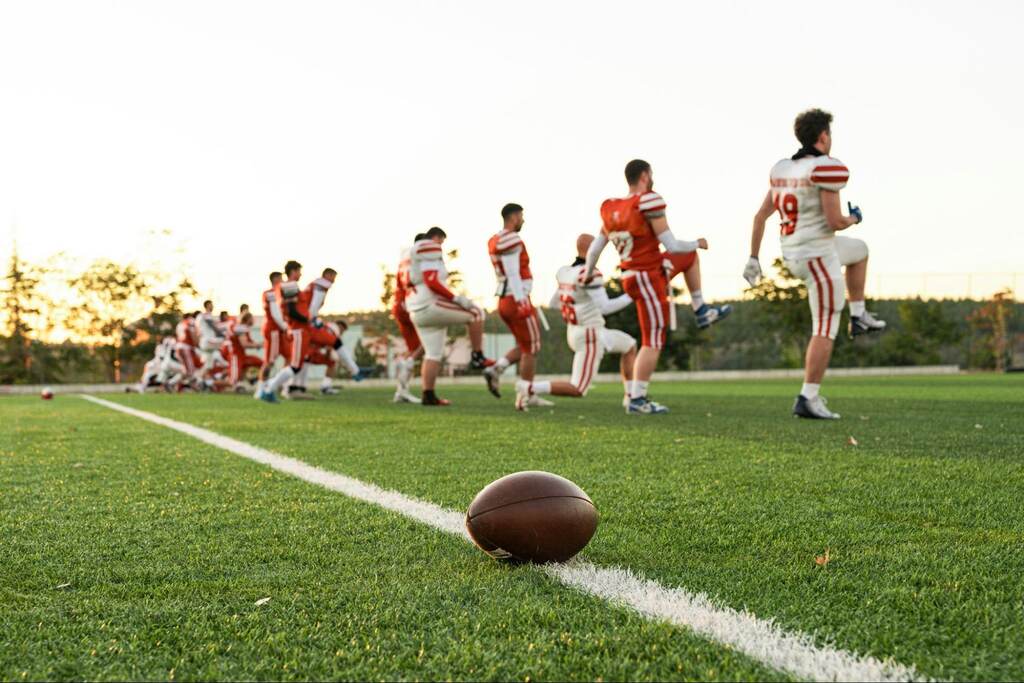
743, 257, 762, 287
453, 295, 474, 310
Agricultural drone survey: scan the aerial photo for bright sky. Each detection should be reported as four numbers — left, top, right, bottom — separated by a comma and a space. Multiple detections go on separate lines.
1, 0, 1022, 317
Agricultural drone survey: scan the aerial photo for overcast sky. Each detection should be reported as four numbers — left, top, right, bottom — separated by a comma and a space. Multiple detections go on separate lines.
1, 0, 1022, 315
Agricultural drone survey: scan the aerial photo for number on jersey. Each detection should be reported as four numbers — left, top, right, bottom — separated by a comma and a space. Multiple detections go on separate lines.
773, 192, 798, 236
607, 231, 634, 260
559, 293, 578, 324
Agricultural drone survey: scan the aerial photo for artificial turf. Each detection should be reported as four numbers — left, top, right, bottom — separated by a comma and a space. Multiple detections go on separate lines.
2, 373, 1022, 680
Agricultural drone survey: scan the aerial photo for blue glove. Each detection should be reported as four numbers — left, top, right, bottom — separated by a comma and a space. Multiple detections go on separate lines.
848, 202, 863, 224
313, 318, 324, 329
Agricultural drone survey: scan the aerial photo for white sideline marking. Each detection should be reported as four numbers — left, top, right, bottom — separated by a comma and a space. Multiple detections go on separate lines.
81, 394, 928, 682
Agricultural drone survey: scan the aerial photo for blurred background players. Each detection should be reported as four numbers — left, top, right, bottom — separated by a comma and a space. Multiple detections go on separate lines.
406, 227, 493, 406
483, 203, 548, 405
391, 239, 424, 404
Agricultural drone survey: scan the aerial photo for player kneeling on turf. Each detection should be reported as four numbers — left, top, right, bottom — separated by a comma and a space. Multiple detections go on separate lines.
514, 234, 637, 411
746, 108, 885, 420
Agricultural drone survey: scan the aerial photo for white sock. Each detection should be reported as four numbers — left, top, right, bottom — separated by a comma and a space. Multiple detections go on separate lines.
801, 382, 820, 399
849, 300, 865, 317
294, 365, 309, 388
268, 367, 295, 394
397, 357, 413, 389
623, 379, 631, 396
321, 375, 333, 390
690, 290, 705, 311
532, 380, 551, 395
339, 346, 360, 375
630, 380, 649, 399
494, 357, 511, 373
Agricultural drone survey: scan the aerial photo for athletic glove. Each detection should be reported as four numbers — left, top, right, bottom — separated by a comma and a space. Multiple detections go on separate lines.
453, 295, 474, 310
848, 202, 863, 224
743, 257, 762, 287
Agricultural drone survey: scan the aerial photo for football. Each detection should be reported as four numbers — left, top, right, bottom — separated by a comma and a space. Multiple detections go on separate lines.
465, 471, 598, 563
40, 387, 54, 400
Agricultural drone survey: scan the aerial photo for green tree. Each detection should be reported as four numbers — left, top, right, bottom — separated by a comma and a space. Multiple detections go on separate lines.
0, 247, 50, 383
65, 261, 154, 382
746, 258, 808, 367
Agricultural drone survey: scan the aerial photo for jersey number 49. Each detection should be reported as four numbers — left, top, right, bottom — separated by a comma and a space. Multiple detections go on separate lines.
773, 192, 798, 236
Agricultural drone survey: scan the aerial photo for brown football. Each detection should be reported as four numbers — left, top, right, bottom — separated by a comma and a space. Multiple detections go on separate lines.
465, 471, 598, 563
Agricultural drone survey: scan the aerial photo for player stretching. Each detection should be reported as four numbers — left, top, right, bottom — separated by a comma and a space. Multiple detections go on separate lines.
483, 203, 548, 405
391, 240, 424, 404
224, 312, 261, 391
407, 226, 493, 406
174, 312, 200, 389
746, 108, 885, 420
196, 300, 228, 385
260, 263, 345, 402
514, 234, 637, 410
584, 159, 724, 414
255, 271, 287, 397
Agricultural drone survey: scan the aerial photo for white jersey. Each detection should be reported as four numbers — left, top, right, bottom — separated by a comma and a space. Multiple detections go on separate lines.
553, 263, 632, 328
406, 238, 449, 312
197, 312, 224, 344
769, 154, 850, 260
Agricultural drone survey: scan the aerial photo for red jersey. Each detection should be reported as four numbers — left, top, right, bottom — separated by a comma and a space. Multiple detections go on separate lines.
395, 248, 412, 305
487, 230, 532, 297
282, 279, 332, 329
599, 191, 667, 272
175, 319, 197, 346
262, 286, 286, 331
223, 319, 250, 356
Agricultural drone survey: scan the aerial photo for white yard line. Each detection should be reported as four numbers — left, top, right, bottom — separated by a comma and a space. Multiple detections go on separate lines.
81, 394, 929, 683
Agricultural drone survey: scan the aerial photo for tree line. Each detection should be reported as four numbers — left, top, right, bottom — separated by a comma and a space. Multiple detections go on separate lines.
1, 251, 1020, 385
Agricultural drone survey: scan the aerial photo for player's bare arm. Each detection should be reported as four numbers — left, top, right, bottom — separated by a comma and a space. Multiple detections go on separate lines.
820, 190, 861, 231
744, 190, 774, 285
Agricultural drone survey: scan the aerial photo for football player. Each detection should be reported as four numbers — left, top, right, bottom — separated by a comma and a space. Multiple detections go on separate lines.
256, 271, 287, 396
260, 264, 349, 402
174, 312, 200, 387
196, 300, 228, 383
745, 108, 885, 420
406, 226, 493, 406
583, 159, 723, 414
514, 233, 637, 410
483, 203, 548, 405
391, 239, 424, 404
223, 311, 262, 391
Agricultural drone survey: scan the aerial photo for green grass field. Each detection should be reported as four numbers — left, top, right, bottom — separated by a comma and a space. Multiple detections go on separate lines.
2, 374, 1023, 681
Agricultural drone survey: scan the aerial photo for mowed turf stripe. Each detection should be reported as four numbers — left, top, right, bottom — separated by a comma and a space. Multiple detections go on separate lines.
81, 394, 927, 683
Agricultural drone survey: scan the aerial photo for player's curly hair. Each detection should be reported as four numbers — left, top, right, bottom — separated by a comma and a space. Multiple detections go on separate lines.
794, 109, 833, 148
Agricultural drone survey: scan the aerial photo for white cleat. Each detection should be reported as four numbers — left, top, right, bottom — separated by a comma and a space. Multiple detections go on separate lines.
393, 389, 421, 404
514, 380, 530, 412
527, 395, 554, 407
849, 310, 887, 338
792, 394, 841, 420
